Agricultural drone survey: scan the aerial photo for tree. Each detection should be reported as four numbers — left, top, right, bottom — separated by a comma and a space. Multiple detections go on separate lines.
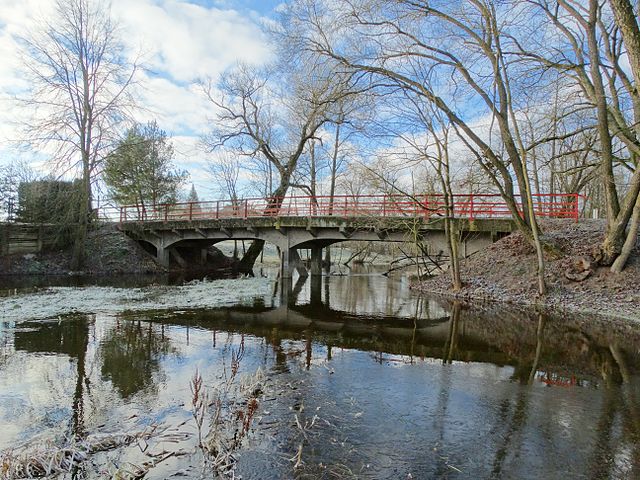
607, 0, 640, 272
294, 0, 547, 239
187, 184, 199, 203
206, 152, 242, 204
523, 0, 640, 269
201, 61, 354, 271
16, 178, 84, 248
19, 0, 139, 268
292, 0, 552, 293
17, 178, 83, 225
103, 122, 187, 216
0, 160, 36, 221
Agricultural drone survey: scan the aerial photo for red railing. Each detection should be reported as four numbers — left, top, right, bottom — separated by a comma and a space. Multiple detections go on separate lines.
111, 193, 581, 223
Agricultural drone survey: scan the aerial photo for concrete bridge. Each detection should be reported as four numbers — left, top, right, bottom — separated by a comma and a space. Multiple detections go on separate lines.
113, 193, 580, 277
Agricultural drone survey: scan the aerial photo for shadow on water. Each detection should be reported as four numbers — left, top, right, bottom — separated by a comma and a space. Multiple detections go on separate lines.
1, 272, 640, 478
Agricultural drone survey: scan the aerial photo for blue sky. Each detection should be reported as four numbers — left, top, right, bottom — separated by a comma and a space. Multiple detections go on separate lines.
0, 0, 284, 202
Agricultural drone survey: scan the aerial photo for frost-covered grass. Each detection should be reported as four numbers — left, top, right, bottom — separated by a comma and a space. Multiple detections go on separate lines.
0, 277, 274, 322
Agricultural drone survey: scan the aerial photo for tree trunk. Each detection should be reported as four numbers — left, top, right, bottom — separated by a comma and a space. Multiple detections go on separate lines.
599, 174, 640, 264
71, 165, 91, 270
328, 119, 341, 216
609, 0, 640, 89
310, 140, 317, 214
586, 0, 621, 263
610, 192, 640, 273
238, 239, 265, 274
239, 177, 293, 273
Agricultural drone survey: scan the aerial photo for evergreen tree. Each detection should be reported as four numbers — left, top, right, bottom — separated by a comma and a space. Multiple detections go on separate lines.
187, 184, 199, 203
104, 122, 188, 214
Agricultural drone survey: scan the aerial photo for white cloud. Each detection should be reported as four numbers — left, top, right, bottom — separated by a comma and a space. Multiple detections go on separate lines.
0, 0, 274, 188
113, 0, 271, 83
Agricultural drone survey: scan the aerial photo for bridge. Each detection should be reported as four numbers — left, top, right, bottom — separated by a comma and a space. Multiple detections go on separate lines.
111, 193, 580, 277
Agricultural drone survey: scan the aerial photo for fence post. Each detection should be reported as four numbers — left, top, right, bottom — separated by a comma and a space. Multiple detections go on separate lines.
189, 202, 193, 221
164, 204, 169, 222
244, 199, 249, 219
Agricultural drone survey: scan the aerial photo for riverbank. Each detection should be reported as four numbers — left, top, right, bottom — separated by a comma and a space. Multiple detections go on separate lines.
0, 224, 240, 276
413, 219, 640, 322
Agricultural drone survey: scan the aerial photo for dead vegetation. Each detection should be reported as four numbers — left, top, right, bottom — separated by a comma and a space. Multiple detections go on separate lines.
190, 339, 265, 478
0, 426, 187, 480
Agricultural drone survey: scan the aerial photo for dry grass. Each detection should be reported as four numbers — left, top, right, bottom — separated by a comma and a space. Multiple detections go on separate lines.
189, 339, 265, 478
0, 428, 166, 480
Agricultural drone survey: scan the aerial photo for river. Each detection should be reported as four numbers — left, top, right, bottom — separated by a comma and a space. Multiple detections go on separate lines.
1, 269, 639, 479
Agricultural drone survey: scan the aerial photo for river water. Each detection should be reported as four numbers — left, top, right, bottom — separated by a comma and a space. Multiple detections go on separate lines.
1, 270, 639, 479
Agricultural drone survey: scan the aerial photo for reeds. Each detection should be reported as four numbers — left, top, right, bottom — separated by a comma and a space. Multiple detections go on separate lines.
189, 339, 265, 478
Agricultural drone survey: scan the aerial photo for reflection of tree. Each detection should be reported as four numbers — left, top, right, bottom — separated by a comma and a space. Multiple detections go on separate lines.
490, 390, 530, 478
443, 302, 461, 364
13, 315, 92, 438
99, 320, 175, 398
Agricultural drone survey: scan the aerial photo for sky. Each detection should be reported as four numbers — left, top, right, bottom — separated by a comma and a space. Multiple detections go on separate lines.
0, 0, 284, 202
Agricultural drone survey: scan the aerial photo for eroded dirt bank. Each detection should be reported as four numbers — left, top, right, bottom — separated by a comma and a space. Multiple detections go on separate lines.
0, 224, 237, 276
413, 219, 640, 321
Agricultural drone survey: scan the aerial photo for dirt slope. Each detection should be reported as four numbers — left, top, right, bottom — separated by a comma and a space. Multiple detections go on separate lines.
414, 219, 640, 321
1, 224, 164, 275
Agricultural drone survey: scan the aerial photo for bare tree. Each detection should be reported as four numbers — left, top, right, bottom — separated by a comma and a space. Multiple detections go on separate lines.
206, 152, 243, 204
607, 0, 640, 272
206, 152, 244, 259
292, 0, 554, 293
18, 0, 139, 268
0, 160, 37, 221
201, 62, 355, 271
523, 0, 640, 269
292, 0, 550, 242
404, 99, 463, 291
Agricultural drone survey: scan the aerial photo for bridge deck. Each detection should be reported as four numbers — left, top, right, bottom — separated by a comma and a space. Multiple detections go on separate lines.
107, 193, 581, 224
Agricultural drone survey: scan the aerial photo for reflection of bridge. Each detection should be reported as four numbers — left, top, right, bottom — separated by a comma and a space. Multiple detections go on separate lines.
112, 274, 637, 383
113, 193, 581, 276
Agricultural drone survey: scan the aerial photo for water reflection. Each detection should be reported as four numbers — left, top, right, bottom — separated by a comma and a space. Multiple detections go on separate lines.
13, 316, 92, 437
99, 320, 177, 398
1, 273, 640, 478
